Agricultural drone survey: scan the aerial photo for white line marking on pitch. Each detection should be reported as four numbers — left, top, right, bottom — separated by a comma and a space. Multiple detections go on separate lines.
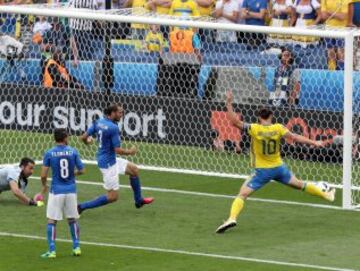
29, 176, 349, 211
0, 232, 355, 271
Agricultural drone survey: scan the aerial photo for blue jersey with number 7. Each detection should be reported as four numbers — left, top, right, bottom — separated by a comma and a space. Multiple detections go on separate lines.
86, 118, 121, 169
43, 145, 84, 194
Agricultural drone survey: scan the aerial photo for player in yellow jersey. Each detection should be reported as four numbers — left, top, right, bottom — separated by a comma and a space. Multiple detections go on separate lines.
215, 91, 336, 234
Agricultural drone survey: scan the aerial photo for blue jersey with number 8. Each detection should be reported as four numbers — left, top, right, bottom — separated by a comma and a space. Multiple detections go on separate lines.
86, 118, 121, 169
43, 145, 84, 194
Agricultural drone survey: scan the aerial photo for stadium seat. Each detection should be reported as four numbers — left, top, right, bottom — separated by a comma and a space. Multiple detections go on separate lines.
0, 15, 17, 35
111, 51, 159, 63
296, 47, 328, 69
201, 42, 248, 53
112, 62, 157, 95
298, 69, 360, 111
25, 44, 41, 59
203, 52, 279, 67
1, 55, 358, 113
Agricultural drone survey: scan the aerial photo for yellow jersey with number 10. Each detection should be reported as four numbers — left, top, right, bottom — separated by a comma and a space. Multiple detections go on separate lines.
248, 123, 289, 169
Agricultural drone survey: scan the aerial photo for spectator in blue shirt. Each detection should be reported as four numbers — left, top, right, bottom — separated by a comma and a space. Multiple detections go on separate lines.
241, 0, 268, 48
348, 0, 360, 27
242, 0, 268, 25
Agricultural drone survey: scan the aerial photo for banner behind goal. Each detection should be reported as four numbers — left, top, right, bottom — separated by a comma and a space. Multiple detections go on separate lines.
0, 4, 359, 208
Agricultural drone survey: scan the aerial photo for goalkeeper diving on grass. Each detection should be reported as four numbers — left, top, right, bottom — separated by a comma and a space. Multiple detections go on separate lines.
216, 91, 336, 234
0, 157, 43, 207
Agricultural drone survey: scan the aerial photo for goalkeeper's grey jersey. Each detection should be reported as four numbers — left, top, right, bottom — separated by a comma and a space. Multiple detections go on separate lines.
0, 166, 25, 192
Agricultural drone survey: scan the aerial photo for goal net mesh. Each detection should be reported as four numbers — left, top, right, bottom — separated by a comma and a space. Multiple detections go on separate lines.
0, 4, 359, 206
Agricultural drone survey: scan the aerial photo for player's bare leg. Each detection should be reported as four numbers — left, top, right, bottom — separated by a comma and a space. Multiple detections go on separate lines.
107, 190, 119, 203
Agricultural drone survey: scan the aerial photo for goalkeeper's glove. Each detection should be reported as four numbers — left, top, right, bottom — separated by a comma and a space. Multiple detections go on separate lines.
29, 199, 44, 207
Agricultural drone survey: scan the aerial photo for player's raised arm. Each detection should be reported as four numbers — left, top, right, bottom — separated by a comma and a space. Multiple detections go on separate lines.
226, 90, 245, 130
283, 131, 326, 148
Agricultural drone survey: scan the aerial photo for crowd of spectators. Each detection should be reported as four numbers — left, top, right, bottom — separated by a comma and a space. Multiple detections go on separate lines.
0, 0, 359, 103
1, 1, 359, 50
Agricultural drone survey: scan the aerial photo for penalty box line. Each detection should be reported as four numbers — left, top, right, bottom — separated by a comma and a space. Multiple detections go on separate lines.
0, 231, 355, 271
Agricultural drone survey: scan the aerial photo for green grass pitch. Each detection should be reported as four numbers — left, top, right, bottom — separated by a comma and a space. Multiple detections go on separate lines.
1, 130, 360, 270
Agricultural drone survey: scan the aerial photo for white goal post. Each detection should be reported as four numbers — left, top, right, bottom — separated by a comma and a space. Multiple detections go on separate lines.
0, 4, 359, 208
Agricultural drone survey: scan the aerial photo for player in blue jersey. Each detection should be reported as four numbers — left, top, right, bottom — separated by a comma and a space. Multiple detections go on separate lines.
78, 104, 154, 213
40, 129, 85, 259
0, 157, 42, 206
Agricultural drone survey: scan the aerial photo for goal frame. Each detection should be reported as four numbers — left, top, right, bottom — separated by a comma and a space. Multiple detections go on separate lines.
0, 4, 359, 209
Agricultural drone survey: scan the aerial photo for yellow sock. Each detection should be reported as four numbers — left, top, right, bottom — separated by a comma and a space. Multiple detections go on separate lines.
229, 197, 244, 221
304, 183, 326, 199
328, 59, 336, 71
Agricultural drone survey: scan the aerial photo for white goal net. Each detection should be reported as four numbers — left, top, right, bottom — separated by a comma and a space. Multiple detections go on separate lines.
0, 4, 359, 208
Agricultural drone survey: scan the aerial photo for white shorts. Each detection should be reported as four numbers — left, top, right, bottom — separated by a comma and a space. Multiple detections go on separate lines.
46, 193, 79, 221
100, 158, 129, 191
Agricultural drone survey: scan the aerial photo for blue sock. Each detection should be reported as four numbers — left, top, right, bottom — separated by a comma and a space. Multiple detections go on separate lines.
130, 176, 143, 204
68, 221, 80, 249
47, 223, 56, 252
336, 61, 344, 70
79, 195, 109, 210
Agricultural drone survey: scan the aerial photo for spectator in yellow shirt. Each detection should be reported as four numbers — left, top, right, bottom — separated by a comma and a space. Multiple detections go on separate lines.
169, 0, 200, 18
321, 0, 350, 70
169, 0, 200, 40
130, 0, 149, 40
144, 24, 165, 52
148, 0, 173, 38
196, 0, 215, 17
148, 0, 172, 14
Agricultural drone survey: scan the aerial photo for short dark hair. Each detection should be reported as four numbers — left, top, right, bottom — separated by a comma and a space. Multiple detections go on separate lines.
19, 157, 35, 167
54, 128, 68, 143
280, 47, 294, 64
257, 108, 273, 120
104, 104, 122, 116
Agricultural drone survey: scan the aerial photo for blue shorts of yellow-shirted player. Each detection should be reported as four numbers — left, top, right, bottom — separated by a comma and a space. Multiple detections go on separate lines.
99, 157, 129, 191
246, 164, 292, 191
